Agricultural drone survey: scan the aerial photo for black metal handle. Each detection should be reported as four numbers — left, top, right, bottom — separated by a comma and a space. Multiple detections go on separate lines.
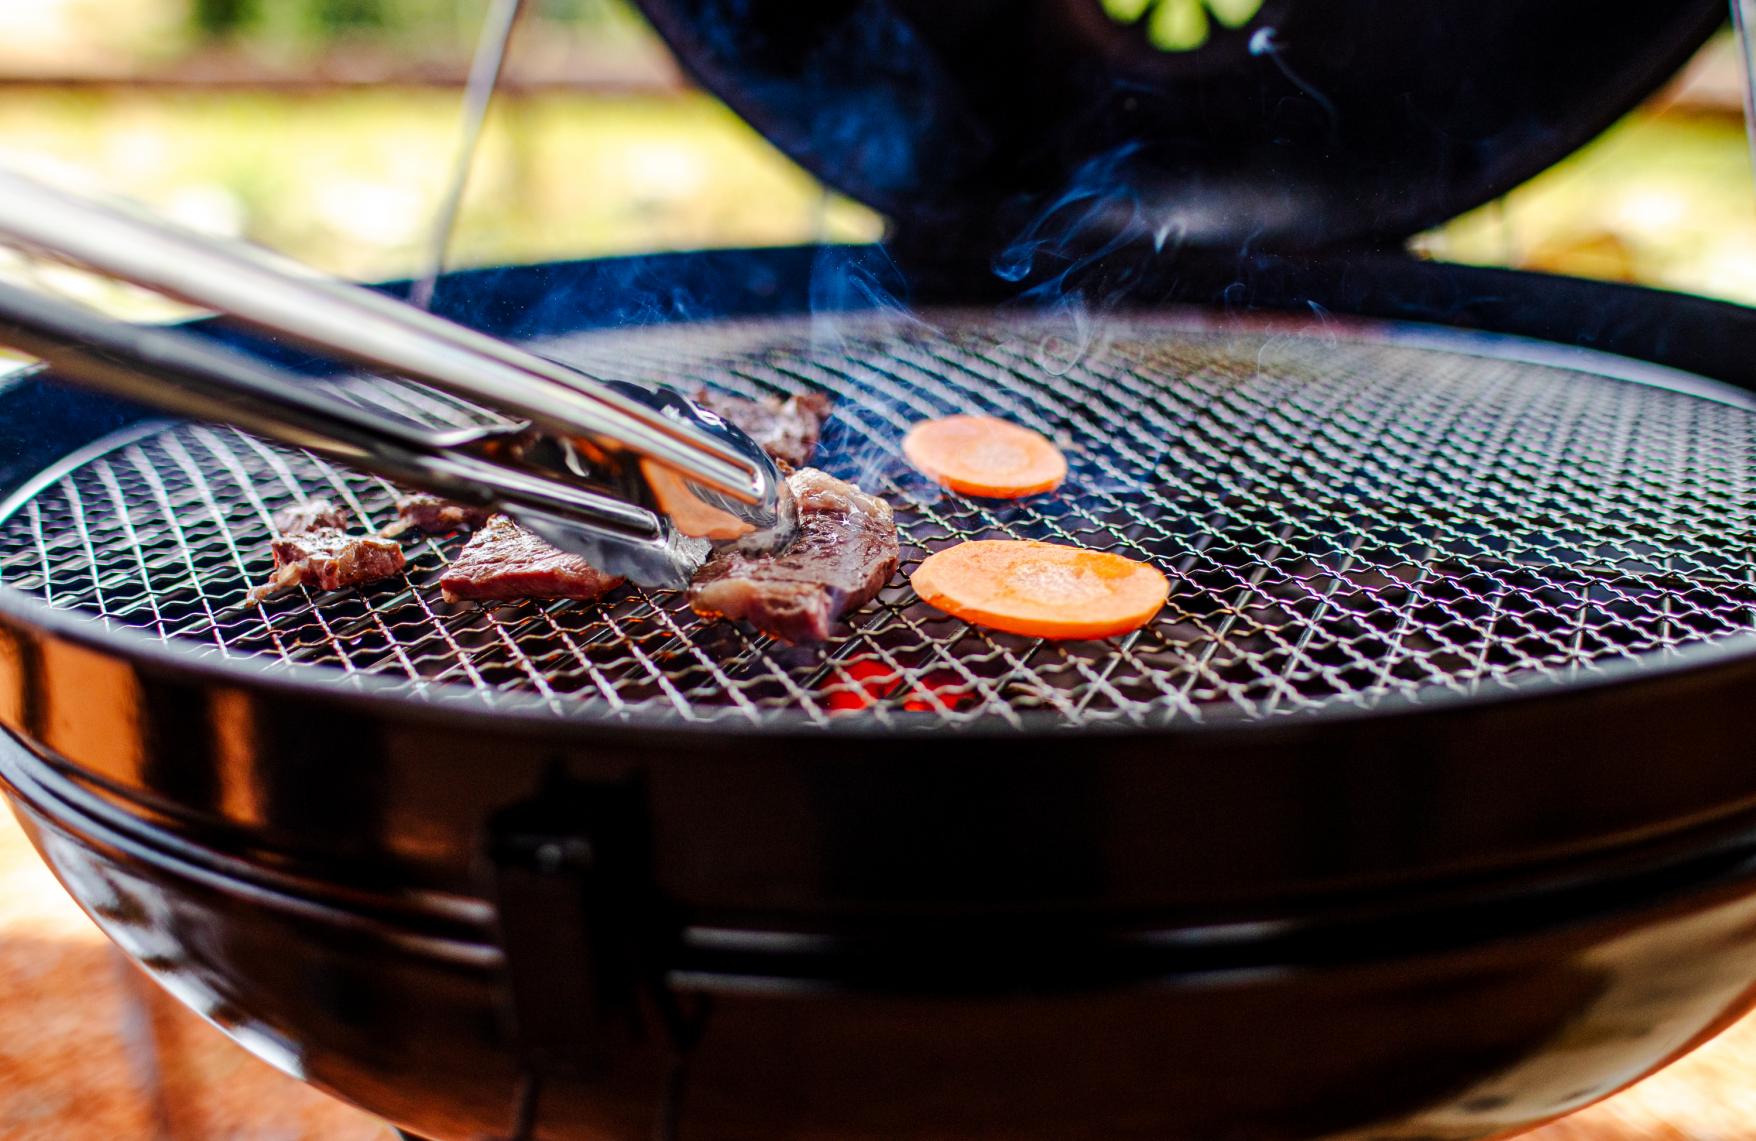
485, 776, 702, 1139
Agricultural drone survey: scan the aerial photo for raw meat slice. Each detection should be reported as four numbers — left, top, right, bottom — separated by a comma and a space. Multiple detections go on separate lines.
251, 500, 406, 603
439, 514, 626, 604
688, 467, 898, 644
392, 493, 495, 535
273, 498, 349, 535
695, 388, 833, 469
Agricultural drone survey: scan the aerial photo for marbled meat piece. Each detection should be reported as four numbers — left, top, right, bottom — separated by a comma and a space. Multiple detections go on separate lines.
695, 388, 832, 469
251, 500, 405, 603
688, 467, 898, 644
393, 492, 495, 535
440, 514, 626, 604
273, 498, 350, 535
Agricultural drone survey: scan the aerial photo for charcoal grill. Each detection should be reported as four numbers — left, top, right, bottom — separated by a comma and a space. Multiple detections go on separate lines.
12, 307, 1756, 728
10, 2, 1756, 1139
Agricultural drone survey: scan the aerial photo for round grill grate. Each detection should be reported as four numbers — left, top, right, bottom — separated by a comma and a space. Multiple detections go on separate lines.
2, 310, 1754, 728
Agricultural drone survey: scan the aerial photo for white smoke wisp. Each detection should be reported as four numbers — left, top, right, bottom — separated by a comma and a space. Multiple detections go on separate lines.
992, 144, 1177, 377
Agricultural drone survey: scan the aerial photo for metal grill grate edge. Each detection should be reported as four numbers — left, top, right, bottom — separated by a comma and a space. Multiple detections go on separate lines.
3, 310, 1754, 728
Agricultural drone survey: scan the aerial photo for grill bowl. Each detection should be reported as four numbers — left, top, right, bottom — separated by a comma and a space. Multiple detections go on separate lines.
8, 249, 1756, 1138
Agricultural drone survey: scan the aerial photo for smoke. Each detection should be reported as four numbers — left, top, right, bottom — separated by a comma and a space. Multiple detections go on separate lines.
807, 242, 923, 352
804, 243, 941, 492
992, 144, 1182, 377
1248, 27, 1341, 142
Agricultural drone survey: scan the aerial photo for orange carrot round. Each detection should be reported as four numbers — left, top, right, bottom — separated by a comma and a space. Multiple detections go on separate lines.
902, 414, 1067, 498
640, 458, 754, 542
911, 540, 1168, 640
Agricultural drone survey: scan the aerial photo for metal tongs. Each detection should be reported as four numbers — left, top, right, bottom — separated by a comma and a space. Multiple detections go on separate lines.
0, 166, 795, 588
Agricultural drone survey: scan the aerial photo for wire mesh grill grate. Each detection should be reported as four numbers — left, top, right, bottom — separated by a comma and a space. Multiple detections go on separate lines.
3, 310, 1755, 728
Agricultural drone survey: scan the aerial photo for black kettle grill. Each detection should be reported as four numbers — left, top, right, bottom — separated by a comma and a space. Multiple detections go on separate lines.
7, 2, 1756, 1138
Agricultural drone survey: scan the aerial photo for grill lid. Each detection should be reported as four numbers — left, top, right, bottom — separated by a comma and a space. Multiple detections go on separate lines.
634, 0, 1722, 252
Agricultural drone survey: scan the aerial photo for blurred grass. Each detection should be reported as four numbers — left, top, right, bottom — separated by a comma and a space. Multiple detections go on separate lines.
0, 85, 1753, 320
6, 2, 1756, 314
1432, 110, 1756, 303
0, 87, 880, 320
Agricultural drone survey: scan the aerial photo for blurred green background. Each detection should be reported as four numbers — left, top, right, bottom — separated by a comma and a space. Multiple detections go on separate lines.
1, 0, 1754, 316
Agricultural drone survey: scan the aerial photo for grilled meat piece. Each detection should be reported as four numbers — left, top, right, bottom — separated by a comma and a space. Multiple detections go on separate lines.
387, 387, 827, 548
393, 493, 495, 535
273, 498, 350, 535
695, 388, 832, 469
440, 514, 626, 604
689, 467, 898, 644
251, 501, 406, 603
412, 388, 833, 611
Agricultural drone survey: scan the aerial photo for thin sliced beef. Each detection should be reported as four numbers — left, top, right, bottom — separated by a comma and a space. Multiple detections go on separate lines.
252, 500, 405, 602
440, 514, 626, 604
274, 498, 350, 535
689, 467, 898, 644
392, 493, 495, 535
695, 388, 832, 469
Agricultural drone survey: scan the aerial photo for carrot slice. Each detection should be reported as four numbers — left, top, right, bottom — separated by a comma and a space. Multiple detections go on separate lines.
640, 458, 754, 542
911, 540, 1168, 640
902, 415, 1067, 498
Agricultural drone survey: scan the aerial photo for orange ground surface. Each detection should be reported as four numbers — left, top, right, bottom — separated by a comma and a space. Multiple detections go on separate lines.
3, 805, 1755, 1141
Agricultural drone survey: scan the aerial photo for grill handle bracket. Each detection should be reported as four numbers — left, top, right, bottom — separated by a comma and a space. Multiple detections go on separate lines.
485, 775, 697, 1137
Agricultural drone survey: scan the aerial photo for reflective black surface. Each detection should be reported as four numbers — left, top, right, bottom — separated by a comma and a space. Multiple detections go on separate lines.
634, 1, 1723, 251
7, 252, 1756, 1136
15, 731, 1756, 1140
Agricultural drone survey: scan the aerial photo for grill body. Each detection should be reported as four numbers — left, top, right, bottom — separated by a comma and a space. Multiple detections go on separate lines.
14, 737, 1756, 1141
10, 249, 1756, 1137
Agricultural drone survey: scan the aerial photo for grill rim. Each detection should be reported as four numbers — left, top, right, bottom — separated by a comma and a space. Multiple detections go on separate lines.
8, 562, 1756, 743
7, 299, 1756, 741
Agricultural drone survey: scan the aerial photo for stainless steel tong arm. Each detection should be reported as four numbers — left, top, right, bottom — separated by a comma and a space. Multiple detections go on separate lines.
0, 166, 762, 504
0, 280, 664, 544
